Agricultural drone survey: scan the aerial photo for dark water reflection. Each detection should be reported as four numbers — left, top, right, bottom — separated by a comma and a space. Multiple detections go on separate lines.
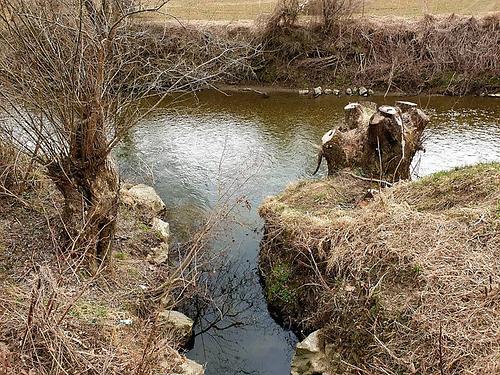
117, 92, 499, 375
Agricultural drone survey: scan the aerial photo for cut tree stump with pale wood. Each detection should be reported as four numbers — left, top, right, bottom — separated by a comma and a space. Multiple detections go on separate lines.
314, 101, 429, 181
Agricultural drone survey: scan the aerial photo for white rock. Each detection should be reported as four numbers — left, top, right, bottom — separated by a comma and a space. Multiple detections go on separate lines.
333, 89, 340, 96
359, 86, 368, 96
147, 243, 169, 265
321, 129, 336, 145
173, 358, 205, 375
324, 88, 333, 95
159, 310, 194, 341
313, 86, 323, 97
121, 184, 166, 214
379, 105, 398, 116
344, 102, 361, 111
296, 330, 323, 354
291, 330, 329, 375
345, 88, 353, 95
152, 217, 170, 242
299, 89, 309, 95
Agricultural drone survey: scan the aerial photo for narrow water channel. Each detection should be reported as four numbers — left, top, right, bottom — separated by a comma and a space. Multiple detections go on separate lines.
117, 92, 500, 375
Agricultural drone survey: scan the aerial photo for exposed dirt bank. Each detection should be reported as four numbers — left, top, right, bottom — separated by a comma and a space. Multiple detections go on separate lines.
259, 163, 500, 374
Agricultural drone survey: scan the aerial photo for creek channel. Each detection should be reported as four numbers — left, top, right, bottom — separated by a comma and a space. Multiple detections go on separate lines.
117, 91, 500, 375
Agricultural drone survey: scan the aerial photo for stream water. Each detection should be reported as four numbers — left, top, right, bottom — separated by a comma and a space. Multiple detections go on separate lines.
117, 92, 500, 375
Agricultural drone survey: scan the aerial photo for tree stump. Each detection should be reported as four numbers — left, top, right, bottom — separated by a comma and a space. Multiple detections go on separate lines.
314, 101, 429, 181
343, 103, 363, 130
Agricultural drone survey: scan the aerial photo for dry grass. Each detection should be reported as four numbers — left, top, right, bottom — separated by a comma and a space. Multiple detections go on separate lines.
0, 139, 36, 195
260, 162, 500, 374
0, 180, 193, 374
141, 0, 499, 21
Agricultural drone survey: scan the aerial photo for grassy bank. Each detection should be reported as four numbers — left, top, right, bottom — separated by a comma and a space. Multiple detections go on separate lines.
0, 175, 195, 374
259, 163, 500, 374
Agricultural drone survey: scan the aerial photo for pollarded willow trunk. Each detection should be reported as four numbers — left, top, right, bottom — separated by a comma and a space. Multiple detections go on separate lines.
314, 100, 429, 182
48, 155, 119, 273
47, 104, 120, 272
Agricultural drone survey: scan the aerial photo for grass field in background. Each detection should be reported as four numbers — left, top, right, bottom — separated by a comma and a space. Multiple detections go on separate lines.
155, 0, 499, 21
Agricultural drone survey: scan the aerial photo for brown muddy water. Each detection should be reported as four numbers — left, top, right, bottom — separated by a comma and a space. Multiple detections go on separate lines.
117, 92, 500, 375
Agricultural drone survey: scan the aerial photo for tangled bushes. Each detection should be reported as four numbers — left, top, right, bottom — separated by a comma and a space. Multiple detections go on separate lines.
257, 12, 500, 94
116, 22, 261, 92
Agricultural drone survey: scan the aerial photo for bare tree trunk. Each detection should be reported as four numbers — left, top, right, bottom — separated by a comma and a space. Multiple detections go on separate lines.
48, 156, 119, 272
47, 101, 119, 272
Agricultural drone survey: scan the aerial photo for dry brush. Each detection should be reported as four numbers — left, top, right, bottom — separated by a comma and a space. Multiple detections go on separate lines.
257, 10, 500, 94
259, 163, 500, 374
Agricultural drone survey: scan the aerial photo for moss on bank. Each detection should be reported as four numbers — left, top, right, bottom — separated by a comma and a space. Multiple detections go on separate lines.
259, 163, 500, 374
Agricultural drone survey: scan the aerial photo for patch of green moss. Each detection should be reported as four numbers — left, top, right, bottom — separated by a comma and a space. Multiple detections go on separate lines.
412, 264, 424, 276
256, 63, 278, 83
114, 251, 128, 260
138, 223, 151, 233
333, 74, 350, 87
427, 71, 457, 91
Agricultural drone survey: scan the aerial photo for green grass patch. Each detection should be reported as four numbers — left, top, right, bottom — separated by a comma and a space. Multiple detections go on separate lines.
114, 251, 128, 260
70, 301, 110, 324
267, 261, 296, 304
